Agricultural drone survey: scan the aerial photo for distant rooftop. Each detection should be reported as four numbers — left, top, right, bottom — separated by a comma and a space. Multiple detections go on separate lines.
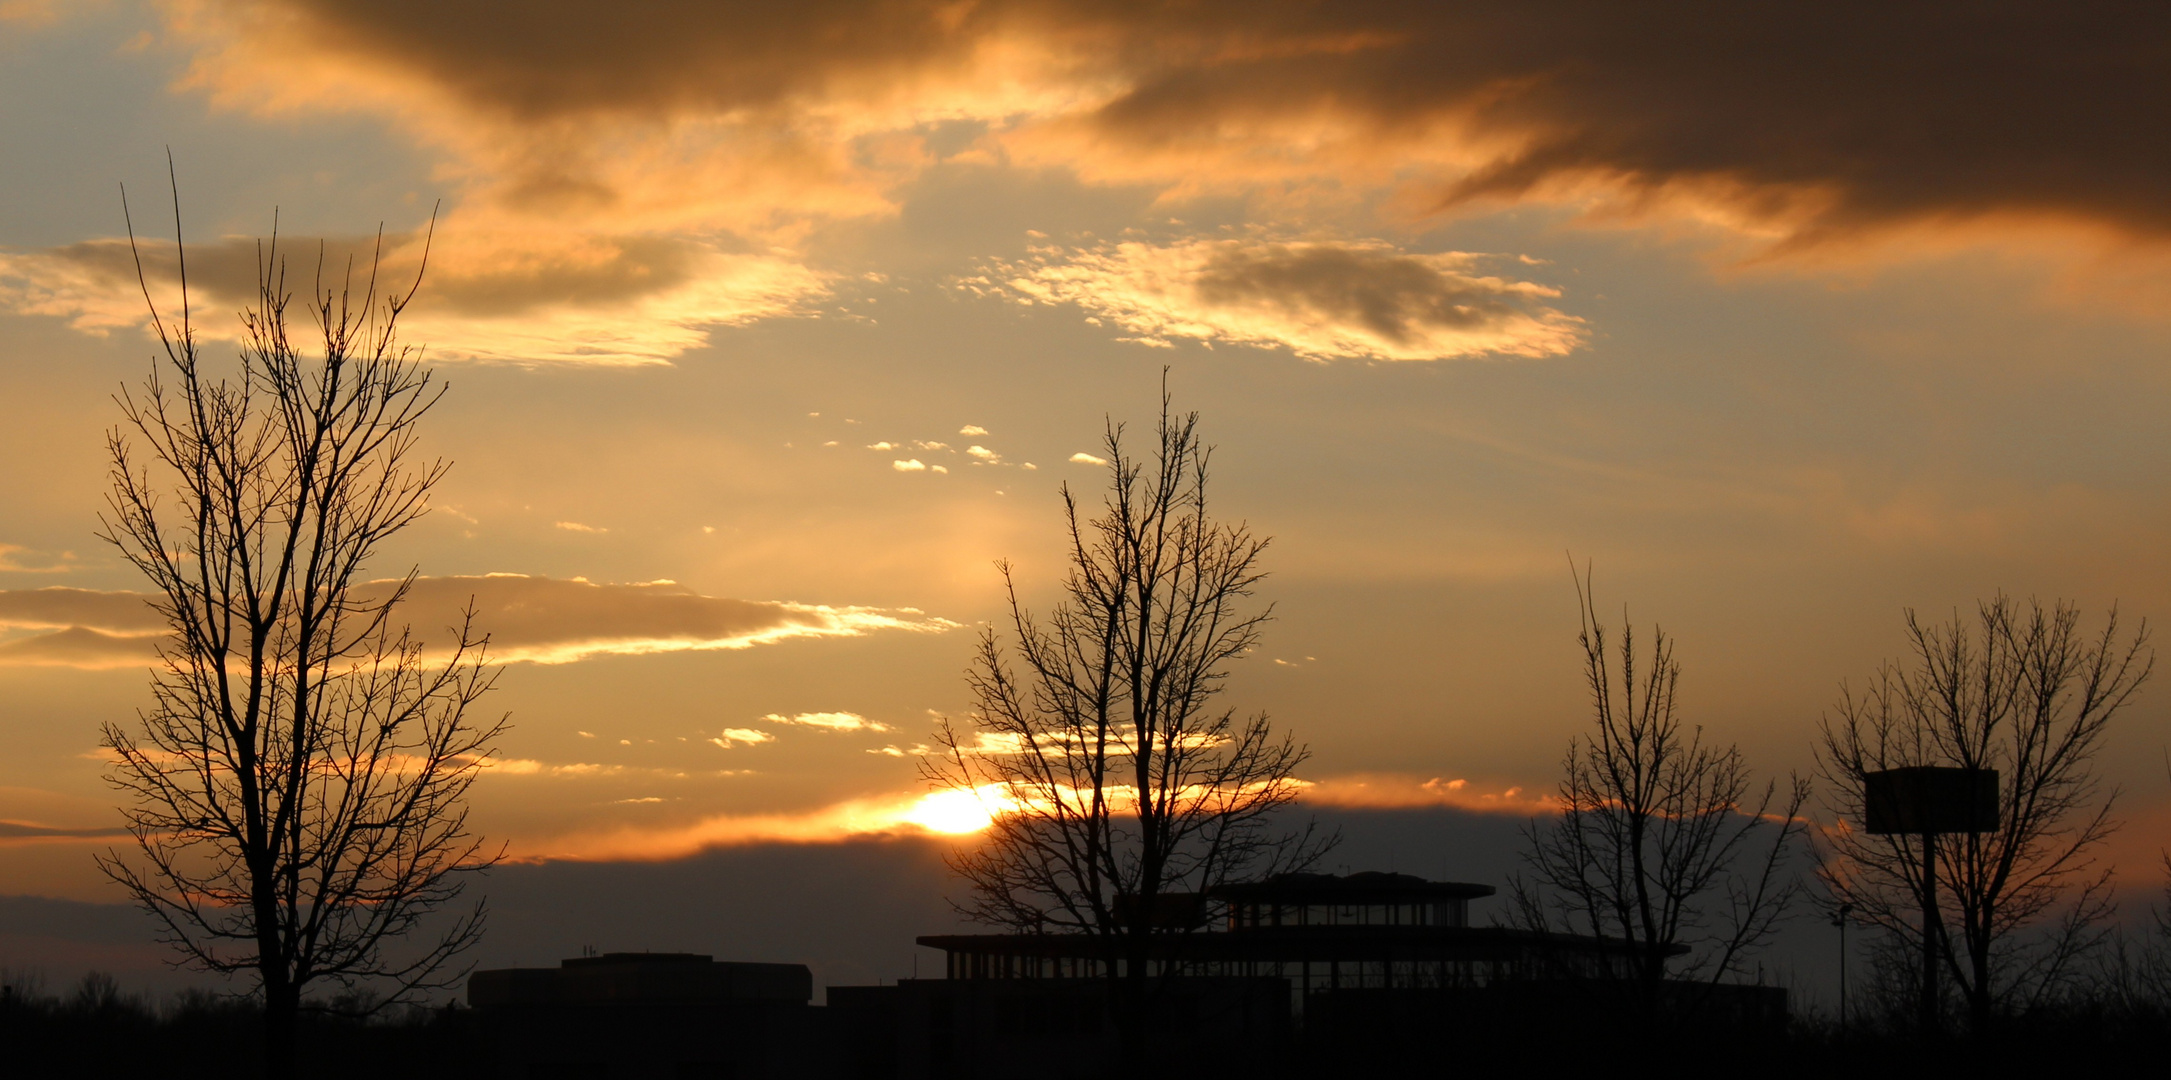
1214, 871, 1497, 904
561, 952, 713, 968
470, 953, 813, 1008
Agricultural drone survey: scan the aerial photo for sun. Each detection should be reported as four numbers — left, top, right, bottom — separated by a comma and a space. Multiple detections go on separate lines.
901, 787, 1003, 835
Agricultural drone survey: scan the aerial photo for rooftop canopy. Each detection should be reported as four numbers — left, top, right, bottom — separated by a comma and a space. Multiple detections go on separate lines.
1211, 871, 1496, 905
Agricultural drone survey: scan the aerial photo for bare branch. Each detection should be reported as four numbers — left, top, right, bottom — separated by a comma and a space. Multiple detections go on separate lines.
1814, 595, 2148, 1030
95, 187, 500, 1078
924, 379, 1329, 1053
1515, 560, 1809, 1013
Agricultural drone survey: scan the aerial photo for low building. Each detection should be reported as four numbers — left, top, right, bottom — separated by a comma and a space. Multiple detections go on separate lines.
467, 873, 1787, 1078
919, 871, 1657, 1006
827, 974, 1288, 1080
864, 871, 1782, 1072
468, 952, 828, 1079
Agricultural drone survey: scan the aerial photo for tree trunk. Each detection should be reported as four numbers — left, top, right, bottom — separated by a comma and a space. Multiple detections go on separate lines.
1968, 938, 1994, 1032
262, 978, 299, 1080
1116, 925, 1152, 1073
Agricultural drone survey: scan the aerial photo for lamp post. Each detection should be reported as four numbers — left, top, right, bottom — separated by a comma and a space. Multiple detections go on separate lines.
1830, 902, 1853, 1036
1863, 766, 1998, 1037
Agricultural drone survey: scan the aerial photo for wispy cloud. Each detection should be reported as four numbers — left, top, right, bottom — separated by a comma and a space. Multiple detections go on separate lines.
0, 231, 829, 366
380, 575, 959, 664
0, 544, 74, 574
0, 819, 131, 845
516, 784, 1016, 861
0, 587, 163, 633
974, 239, 1583, 361
762, 711, 892, 733
0, 575, 958, 669
1298, 773, 1557, 816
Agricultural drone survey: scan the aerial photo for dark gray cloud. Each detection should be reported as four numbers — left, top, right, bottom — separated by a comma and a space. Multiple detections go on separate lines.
223, 0, 2171, 244
1193, 243, 1523, 344
27, 232, 700, 318
983, 239, 1580, 360
0, 821, 129, 840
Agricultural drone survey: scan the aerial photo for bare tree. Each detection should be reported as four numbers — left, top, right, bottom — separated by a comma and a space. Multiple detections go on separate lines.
1816, 596, 2149, 1030
1513, 567, 1810, 1010
95, 181, 503, 1077
926, 389, 1324, 1056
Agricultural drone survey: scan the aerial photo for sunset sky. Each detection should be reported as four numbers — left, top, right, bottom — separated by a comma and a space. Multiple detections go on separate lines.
3, 1, 2169, 985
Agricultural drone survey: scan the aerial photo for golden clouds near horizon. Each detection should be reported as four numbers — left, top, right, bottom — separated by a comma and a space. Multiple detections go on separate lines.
0, 575, 959, 669
511, 784, 1017, 861
490, 773, 1556, 863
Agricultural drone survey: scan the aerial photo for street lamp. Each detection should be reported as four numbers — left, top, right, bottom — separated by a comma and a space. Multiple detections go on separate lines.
1863, 766, 1999, 1036
1830, 901, 1854, 1035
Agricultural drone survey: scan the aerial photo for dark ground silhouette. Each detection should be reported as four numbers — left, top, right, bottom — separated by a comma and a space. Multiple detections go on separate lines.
5, 970, 2168, 1079
6, 809, 2167, 1076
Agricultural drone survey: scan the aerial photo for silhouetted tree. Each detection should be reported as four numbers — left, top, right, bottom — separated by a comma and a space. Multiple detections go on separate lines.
927, 388, 1324, 1059
1513, 567, 1809, 1013
1816, 596, 2149, 1031
96, 181, 502, 1078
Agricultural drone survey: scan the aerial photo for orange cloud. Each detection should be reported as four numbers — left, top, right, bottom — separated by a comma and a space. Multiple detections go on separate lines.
1299, 773, 1558, 816
3, 0, 2162, 376
18, 1, 2168, 356
762, 712, 893, 733
0, 544, 76, 573
143, 2, 2171, 257
0, 0, 62, 25
0, 575, 958, 669
518, 784, 1015, 861
0, 230, 829, 366
973, 238, 1582, 361
521, 771, 1559, 862
0, 587, 163, 633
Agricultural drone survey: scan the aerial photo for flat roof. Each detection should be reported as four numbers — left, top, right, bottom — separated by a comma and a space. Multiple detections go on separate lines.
1213, 871, 1497, 904
917, 926, 1683, 962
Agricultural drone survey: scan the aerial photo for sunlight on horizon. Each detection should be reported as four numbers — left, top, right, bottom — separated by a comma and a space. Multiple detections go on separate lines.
899, 787, 1005, 835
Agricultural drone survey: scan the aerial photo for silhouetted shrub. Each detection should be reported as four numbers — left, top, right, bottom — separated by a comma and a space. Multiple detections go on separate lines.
0, 973, 485, 1080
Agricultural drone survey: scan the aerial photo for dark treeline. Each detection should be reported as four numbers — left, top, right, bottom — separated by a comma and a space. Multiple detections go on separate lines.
0, 971, 485, 1080
1333, 999, 2171, 1076
7, 961, 2171, 1078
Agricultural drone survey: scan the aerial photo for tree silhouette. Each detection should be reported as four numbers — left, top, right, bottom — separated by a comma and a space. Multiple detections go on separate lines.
1816, 596, 2149, 1031
1513, 566, 1809, 1014
96, 180, 503, 1078
927, 387, 1325, 1061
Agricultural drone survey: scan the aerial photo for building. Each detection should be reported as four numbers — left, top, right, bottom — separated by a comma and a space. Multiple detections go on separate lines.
468, 872, 1787, 1078
826, 973, 1288, 1080
919, 871, 1658, 1004
468, 952, 828, 1079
